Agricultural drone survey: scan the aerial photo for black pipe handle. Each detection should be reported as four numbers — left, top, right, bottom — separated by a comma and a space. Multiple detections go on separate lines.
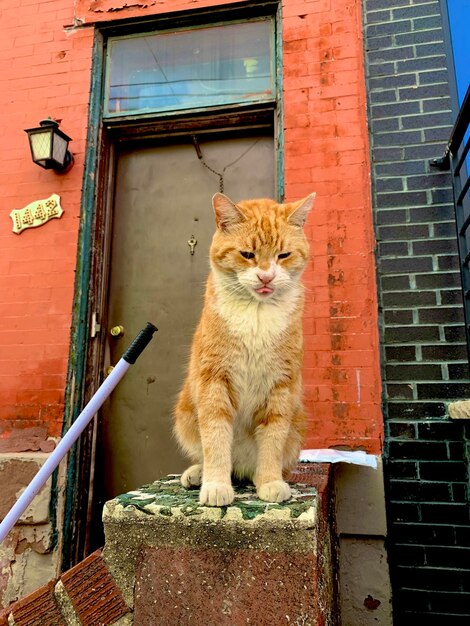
122, 322, 158, 364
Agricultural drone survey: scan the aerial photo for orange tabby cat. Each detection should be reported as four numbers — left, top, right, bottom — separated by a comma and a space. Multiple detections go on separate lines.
174, 192, 315, 506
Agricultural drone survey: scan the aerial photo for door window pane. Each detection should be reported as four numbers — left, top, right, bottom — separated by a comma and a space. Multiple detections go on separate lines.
105, 19, 274, 117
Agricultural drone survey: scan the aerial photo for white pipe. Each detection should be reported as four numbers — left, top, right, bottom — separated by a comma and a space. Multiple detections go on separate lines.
0, 358, 130, 543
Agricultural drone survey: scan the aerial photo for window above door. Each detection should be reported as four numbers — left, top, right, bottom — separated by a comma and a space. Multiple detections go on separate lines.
104, 18, 275, 118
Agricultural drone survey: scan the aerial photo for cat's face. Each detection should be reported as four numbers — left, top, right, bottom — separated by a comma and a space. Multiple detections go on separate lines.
210, 194, 315, 302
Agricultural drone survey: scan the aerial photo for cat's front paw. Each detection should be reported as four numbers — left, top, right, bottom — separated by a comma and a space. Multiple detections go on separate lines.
257, 480, 291, 503
181, 464, 203, 488
199, 481, 234, 507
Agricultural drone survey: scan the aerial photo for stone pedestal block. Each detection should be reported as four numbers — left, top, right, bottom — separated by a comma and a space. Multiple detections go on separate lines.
102, 473, 336, 626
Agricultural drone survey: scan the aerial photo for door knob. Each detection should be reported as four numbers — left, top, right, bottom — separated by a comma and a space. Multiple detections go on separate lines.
105, 365, 115, 376
110, 325, 124, 337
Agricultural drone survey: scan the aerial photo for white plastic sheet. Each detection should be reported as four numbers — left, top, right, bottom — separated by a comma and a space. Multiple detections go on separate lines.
299, 449, 378, 469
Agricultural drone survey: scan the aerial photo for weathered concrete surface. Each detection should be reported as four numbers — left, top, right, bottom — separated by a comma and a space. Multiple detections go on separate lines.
335, 458, 387, 536
338, 538, 392, 626
0, 453, 57, 609
334, 459, 392, 626
0, 533, 58, 608
103, 475, 336, 626
0, 454, 52, 524
54, 580, 81, 626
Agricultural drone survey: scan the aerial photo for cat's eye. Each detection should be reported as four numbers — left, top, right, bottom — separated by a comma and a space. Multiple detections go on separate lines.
240, 251, 255, 260
278, 252, 291, 259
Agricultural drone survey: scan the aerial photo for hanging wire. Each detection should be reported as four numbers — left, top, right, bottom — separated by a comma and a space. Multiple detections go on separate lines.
192, 136, 224, 192
141, 40, 262, 194
191, 135, 262, 193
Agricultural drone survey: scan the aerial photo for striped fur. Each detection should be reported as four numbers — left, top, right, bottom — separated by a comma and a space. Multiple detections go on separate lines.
174, 192, 315, 506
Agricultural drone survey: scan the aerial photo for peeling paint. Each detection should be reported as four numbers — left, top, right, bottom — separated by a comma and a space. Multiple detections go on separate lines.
0, 525, 58, 608
0, 455, 53, 524
0, 453, 59, 608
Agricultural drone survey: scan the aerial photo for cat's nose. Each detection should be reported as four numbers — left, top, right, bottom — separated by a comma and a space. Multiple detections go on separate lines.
257, 270, 275, 285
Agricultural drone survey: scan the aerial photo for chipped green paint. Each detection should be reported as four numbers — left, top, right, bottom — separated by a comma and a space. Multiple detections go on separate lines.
275, 1, 285, 201
113, 475, 317, 522
61, 30, 105, 571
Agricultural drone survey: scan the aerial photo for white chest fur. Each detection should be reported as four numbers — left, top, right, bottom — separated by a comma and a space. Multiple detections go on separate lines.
214, 284, 300, 421
209, 275, 303, 477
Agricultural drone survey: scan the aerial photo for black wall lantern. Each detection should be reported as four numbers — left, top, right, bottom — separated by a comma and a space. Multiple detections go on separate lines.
24, 119, 74, 173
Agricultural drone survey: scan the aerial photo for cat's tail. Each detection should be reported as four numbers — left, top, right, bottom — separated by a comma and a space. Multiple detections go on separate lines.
282, 407, 307, 476
174, 381, 202, 463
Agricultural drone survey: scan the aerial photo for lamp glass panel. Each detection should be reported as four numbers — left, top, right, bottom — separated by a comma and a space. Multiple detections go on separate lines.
105, 19, 274, 116
52, 134, 67, 165
30, 131, 52, 160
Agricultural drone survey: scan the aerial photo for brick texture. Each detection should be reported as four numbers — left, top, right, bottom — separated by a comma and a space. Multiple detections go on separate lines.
75, 0, 245, 24
0, 0, 384, 610
0, 0, 93, 443
8, 581, 65, 626
60, 550, 130, 625
1, 0, 383, 454
282, 0, 383, 452
74, 1, 383, 455
364, 0, 470, 622
1, 469, 334, 624
0, 549, 130, 625
110, 468, 337, 626
135, 546, 320, 626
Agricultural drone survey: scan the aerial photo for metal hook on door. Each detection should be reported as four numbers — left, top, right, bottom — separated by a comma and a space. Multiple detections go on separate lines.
187, 235, 197, 255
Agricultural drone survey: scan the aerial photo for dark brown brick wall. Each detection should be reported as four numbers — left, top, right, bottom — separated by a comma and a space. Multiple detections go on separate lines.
364, 0, 470, 623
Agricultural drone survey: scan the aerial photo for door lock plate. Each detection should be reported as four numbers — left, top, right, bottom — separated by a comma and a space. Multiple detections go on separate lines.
187, 236, 197, 255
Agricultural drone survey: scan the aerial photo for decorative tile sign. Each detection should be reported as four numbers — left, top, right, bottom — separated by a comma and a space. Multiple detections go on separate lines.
10, 194, 63, 234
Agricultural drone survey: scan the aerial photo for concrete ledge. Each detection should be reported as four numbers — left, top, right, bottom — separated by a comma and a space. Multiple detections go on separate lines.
103, 469, 336, 625
0, 466, 336, 626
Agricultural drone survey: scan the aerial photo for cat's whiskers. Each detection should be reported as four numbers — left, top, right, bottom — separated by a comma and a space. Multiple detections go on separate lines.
222, 281, 252, 301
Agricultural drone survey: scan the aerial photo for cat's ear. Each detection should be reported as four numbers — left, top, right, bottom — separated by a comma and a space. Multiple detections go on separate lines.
287, 193, 316, 228
212, 193, 247, 230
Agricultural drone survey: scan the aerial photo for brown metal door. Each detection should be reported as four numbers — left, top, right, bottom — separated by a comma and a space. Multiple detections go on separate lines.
100, 132, 274, 501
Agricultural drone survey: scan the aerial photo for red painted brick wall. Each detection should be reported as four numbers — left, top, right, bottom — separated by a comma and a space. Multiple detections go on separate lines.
0, 0, 382, 454
0, 1, 93, 448
281, 1, 383, 453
